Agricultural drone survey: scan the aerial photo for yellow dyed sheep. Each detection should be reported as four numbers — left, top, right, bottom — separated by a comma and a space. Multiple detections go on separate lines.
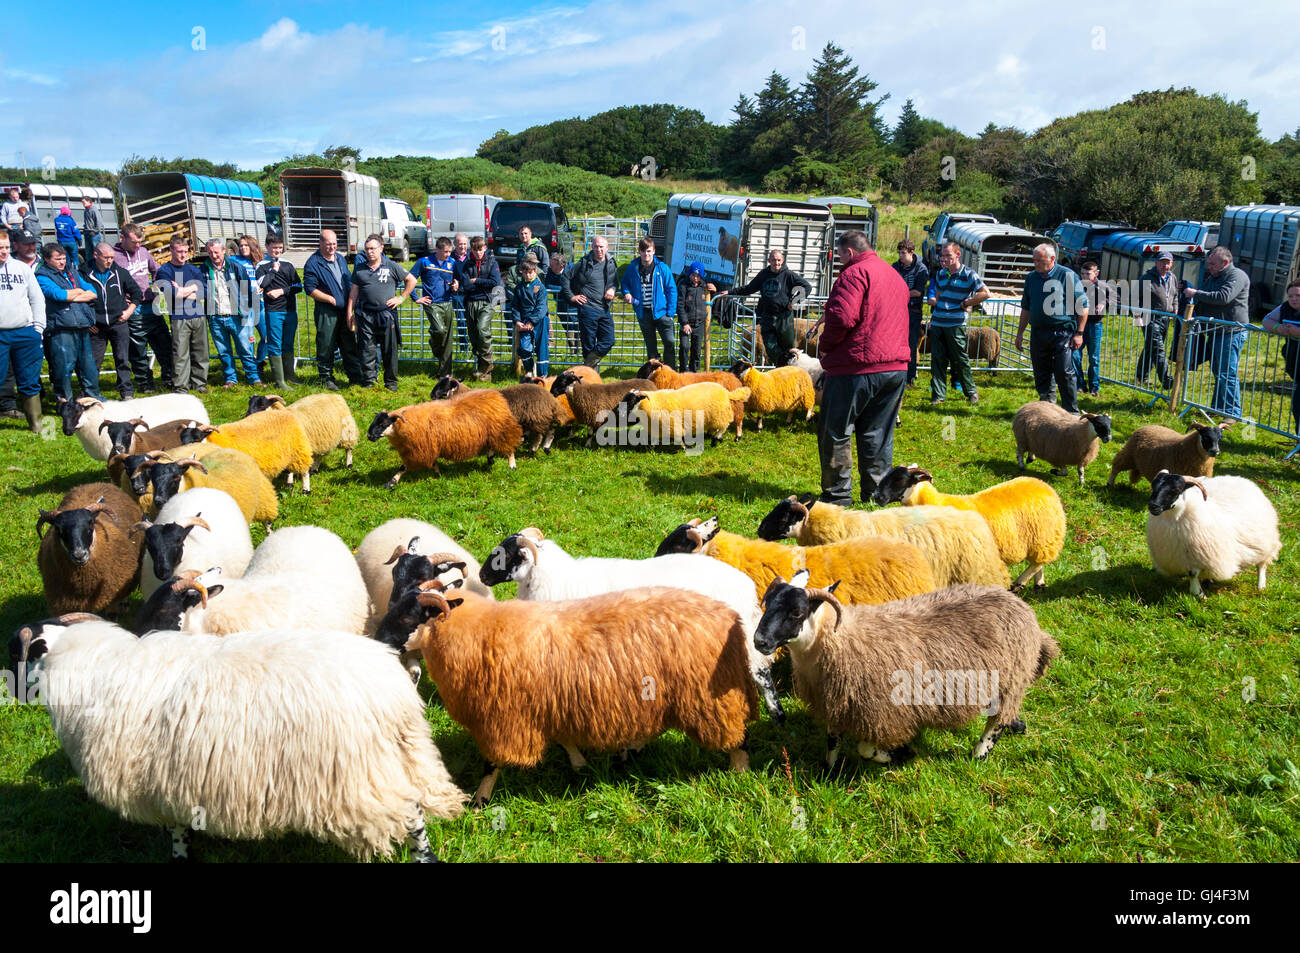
201, 409, 315, 490
616, 384, 751, 445
727, 360, 815, 431
246, 393, 360, 471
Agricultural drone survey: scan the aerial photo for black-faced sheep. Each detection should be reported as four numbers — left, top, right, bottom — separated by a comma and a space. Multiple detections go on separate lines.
366, 391, 523, 489
431, 376, 565, 453
36, 483, 144, 615
1012, 401, 1113, 485
245, 393, 359, 472
1107, 422, 1228, 488
135, 487, 253, 602
59, 395, 209, 462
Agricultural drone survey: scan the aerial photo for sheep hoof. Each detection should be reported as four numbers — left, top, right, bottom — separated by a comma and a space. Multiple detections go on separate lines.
1004, 718, 1027, 735
1010, 583, 1025, 594
888, 744, 916, 763
1033, 582, 1046, 591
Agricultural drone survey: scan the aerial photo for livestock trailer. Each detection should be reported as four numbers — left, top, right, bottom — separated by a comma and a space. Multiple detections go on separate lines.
426, 193, 500, 243
279, 167, 381, 257
661, 193, 835, 295
922, 211, 998, 270
1217, 205, 1300, 315
119, 173, 265, 261
1099, 233, 1203, 315
946, 221, 1047, 298
1157, 219, 1219, 250
808, 196, 879, 281
1, 182, 120, 246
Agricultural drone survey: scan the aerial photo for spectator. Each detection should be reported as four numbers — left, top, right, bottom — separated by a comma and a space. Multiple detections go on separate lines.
54, 205, 83, 268
924, 241, 987, 405
81, 241, 139, 400
1, 228, 44, 418
303, 229, 361, 391
348, 234, 415, 392
1016, 243, 1088, 415
544, 252, 577, 355
154, 238, 208, 393
1183, 246, 1250, 420
255, 234, 301, 388
1, 188, 23, 229
817, 230, 910, 504
516, 226, 551, 275
677, 262, 715, 374
511, 257, 549, 378
1262, 279, 1300, 435
19, 205, 41, 240
202, 238, 261, 389
1073, 261, 1116, 397
451, 232, 470, 352
456, 236, 501, 382
568, 236, 619, 369
412, 236, 459, 378
113, 223, 174, 393
1136, 251, 1180, 390
715, 249, 811, 367
232, 235, 265, 375
81, 196, 103, 266
0, 230, 47, 432
621, 238, 678, 368
892, 239, 929, 387
35, 243, 102, 403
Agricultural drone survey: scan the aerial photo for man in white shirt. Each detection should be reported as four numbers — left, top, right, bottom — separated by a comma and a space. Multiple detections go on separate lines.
0, 230, 48, 432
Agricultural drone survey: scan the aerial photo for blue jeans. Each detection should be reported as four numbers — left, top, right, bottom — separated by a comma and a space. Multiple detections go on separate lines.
0, 325, 45, 396
1208, 327, 1247, 419
85, 232, 103, 263
47, 328, 103, 402
516, 312, 550, 377
261, 310, 289, 357
208, 314, 261, 384
577, 303, 614, 360
1071, 318, 1104, 392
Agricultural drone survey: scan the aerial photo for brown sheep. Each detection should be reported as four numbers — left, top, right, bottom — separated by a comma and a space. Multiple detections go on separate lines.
634, 358, 743, 392
432, 377, 566, 453
561, 377, 660, 436
37, 483, 144, 615
918, 325, 1000, 367
104, 418, 208, 486
366, 391, 523, 489
1107, 422, 1228, 487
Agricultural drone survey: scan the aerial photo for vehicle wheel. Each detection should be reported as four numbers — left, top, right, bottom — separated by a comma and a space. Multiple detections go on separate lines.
400, 239, 410, 263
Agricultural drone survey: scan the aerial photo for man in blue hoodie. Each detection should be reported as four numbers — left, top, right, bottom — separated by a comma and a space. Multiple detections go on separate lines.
35, 243, 102, 402
303, 229, 361, 390
54, 206, 83, 268
621, 238, 677, 368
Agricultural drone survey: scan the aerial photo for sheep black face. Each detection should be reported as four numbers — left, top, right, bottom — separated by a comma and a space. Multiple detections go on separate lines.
375, 585, 464, 654
430, 376, 463, 401
135, 571, 223, 634
872, 466, 931, 506
100, 418, 147, 457
367, 411, 398, 442
144, 460, 207, 511
1189, 423, 1226, 457
36, 505, 114, 566
615, 391, 649, 426
756, 494, 816, 541
58, 398, 88, 436
479, 533, 540, 586
634, 358, 664, 380
384, 538, 469, 600
727, 359, 753, 379
139, 517, 209, 582
245, 395, 285, 416
1088, 413, 1113, 443
120, 454, 158, 496
178, 422, 215, 445
753, 573, 842, 656
9, 613, 103, 668
550, 370, 580, 398
654, 516, 719, 557
1147, 471, 1208, 516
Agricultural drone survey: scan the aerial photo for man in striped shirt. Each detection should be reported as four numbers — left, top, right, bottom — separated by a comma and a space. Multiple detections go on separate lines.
925, 242, 988, 405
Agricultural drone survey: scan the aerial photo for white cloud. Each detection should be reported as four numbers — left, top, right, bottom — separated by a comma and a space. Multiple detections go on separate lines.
3, 68, 59, 87
259, 18, 305, 52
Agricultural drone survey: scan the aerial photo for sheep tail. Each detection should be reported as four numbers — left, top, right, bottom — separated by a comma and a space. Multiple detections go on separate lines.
1035, 632, 1061, 680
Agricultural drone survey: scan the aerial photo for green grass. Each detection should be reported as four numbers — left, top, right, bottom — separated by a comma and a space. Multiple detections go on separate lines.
2, 355, 1298, 862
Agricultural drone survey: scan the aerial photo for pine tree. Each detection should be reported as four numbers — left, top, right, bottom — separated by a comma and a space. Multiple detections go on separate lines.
796, 43, 888, 165
893, 99, 924, 155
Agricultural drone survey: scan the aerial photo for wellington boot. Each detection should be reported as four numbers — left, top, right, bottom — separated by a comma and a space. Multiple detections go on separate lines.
269, 354, 287, 388
21, 394, 43, 434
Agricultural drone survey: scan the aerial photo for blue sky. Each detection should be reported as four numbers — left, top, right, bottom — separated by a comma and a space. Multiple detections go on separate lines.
4, 0, 1295, 173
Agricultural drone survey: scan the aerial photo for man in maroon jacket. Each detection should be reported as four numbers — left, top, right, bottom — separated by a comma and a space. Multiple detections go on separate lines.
817, 230, 911, 505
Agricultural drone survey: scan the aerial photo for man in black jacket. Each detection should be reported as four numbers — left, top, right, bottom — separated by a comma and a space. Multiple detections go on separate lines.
81, 242, 141, 399
456, 236, 502, 381
715, 249, 811, 366
568, 236, 619, 368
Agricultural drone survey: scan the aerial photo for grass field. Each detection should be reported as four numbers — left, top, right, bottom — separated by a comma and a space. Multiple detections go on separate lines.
1, 350, 1296, 863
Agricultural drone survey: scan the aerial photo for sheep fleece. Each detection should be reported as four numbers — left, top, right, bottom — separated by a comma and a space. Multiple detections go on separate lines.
283, 394, 359, 463
1110, 425, 1215, 484
138, 443, 278, 523
206, 408, 314, 480
409, 589, 757, 766
386, 393, 522, 471
39, 483, 143, 614
740, 366, 815, 416
909, 478, 1065, 568
1012, 402, 1101, 471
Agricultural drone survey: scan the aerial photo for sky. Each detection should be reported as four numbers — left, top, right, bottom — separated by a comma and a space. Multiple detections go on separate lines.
3, 0, 1295, 174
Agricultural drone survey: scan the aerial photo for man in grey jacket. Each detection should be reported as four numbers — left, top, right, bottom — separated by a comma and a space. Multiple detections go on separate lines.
568, 236, 619, 368
1183, 246, 1250, 419
1136, 251, 1180, 389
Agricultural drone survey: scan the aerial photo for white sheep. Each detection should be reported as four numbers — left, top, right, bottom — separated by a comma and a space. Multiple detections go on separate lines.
9, 615, 466, 860
479, 527, 782, 721
1012, 401, 1113, 485
60, 395, 210, 463
136, 525, 371, 636
355, 518, 493, 634
135, 487, 253, 602
786, 347, 824, 388
1145, 470, 1281, 597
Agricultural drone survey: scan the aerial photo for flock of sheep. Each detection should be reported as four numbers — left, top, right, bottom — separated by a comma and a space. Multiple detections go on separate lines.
11, 350, 1284, 862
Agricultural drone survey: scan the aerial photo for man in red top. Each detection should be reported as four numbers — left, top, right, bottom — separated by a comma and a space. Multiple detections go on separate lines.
816, 230, 911, 505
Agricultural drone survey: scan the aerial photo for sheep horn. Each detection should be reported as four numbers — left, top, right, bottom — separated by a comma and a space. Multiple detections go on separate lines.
129, 418, 149, 430
169, 575, 209, 608
805, 587, 844, 631
1182, 477, 1209, 501
264, 394, 285, 404
384, 544, 409, 566
98, 420, 113, 434
77, 397, 102, 409
686, 517, 702, 527
130, 520, 153, 539
514, 532, 540, 565
135, 459, 158, 472
35, 510, 57, 540
760, 575, 787, 606
199, 425, 219, 434
414, 587, 452, 619
390, 412, 407, 424
56, 612, 102, 625
788, 497, 809, 518
177, 460, 209, 474
177, 516, 211, 532
911, 467, 934, 483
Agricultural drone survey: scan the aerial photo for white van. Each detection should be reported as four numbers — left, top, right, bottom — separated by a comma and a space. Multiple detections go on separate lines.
427, 194, 501, 243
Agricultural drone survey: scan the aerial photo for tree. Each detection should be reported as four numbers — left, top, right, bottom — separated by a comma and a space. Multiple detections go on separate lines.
890, 100, 957, 157
796, 43, 888, 166
322, 145, 361, 167
1262, 129, 1300, 204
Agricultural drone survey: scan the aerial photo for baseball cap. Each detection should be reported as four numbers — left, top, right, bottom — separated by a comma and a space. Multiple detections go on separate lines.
9, 227, 38, 245
1156, 251, 1174, 261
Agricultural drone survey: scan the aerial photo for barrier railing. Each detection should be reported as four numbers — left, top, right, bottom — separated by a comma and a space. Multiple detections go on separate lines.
569, 218, 649, 263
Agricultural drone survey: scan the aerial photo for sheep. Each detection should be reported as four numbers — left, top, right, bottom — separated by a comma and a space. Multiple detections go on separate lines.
37, 483, 144, 615
432, 376, 565, 453
245, 393, 359, 472
1107, 421, 1229, 488
134, 444, 279, 525
1012, 401, 1113, 485
527, 365, 600, 396
134, 487, 253, 602
918, 325, 1001, 367
200, 409, 315, 491
784, 348, 824, 389
104, 418, 211, 486
655, 515, 936, 606
365, 390, 523, 489
611, 383, 751, 446
1145, 470, 1281, 598
555, 375, 659, 442
726, 360, 815, 431
383, 584, 758, 807
634, 358, 743, 392
8, 616, 466, 861
871, 467, 1067, 591
756, 495, 1010, 589
135, 525, 371, 637
58, 395, 209, 462
355, 517, 494, 633
479, 526, 783, 722
752, 572, 1060, 766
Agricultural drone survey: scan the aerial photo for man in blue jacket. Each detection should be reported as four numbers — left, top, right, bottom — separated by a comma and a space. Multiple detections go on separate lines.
35, 244, 102, 403
621, 238, 678, 368
154, 237, 209, 392
1016, 244, 1088, 415
412, 236, 459, 378
82, 242, 140, 399
1183, 246, 1251, 420
53, 206, 83, 268
303, 229, 361, 390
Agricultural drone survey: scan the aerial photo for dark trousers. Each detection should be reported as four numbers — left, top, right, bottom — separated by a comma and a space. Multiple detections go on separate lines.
929, 323, 976, 401
556, 303, 579, 352
637, 308, 676, 369
423, 301, 456, 377
358, 309, 400, 387
315, 305, 363, 384
1136, 314, 1171, 387
47, 328, 103, 403
1030, 326, 1080, 414
128, 304, 174, 390
680, 321, 706, 372
578, 303, 615, 361
906, 310, 924, 382
818, 370, 906, 506
759, 310, 794, 365
89, 320, 133, 398
0, 368, 15, 411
